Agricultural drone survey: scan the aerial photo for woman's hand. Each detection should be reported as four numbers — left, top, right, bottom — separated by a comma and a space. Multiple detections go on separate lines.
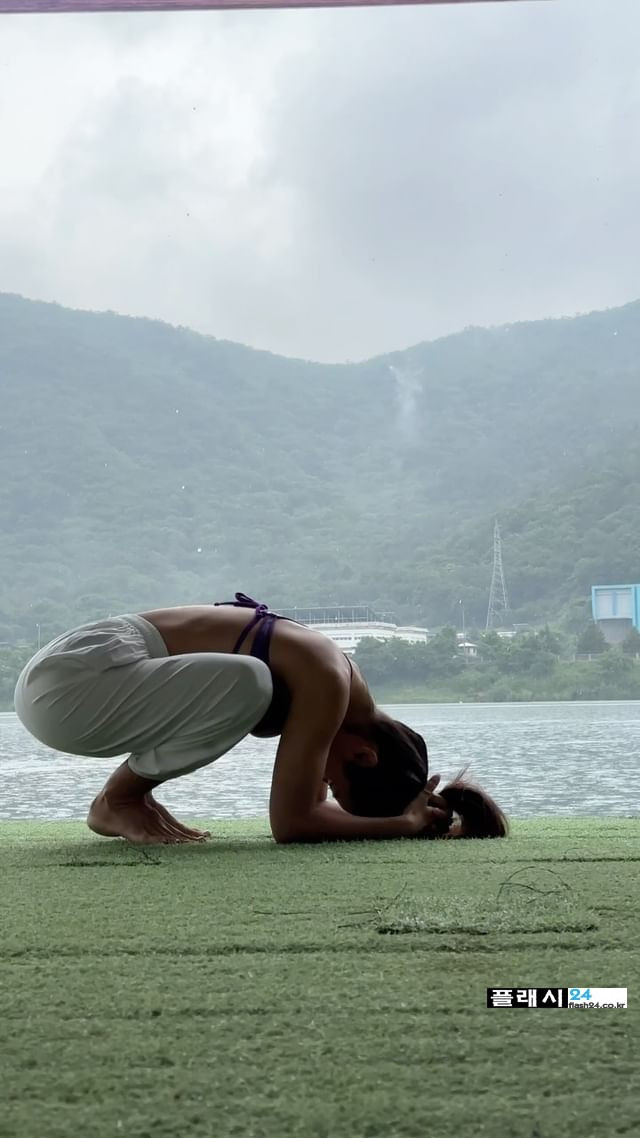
402, 774, 452, 838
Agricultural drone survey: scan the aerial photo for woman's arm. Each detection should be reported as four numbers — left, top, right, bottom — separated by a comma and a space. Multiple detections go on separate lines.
268, 650, 418, 843
276, 798, 416, 843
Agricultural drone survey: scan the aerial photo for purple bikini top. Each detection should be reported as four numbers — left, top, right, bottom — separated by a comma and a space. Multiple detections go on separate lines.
214, 592, 353, 739
214, 591, 291, 666
213, 592, 295, 736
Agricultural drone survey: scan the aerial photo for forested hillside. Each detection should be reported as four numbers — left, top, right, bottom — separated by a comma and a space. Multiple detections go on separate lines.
418, 442, 640, 629
1, 291, 639, 643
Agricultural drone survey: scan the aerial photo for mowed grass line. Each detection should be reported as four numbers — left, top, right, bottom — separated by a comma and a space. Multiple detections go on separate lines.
1, 819, 638, 1138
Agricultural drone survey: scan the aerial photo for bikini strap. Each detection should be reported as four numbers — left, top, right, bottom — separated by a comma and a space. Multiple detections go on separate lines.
214, 591, 267, 611
214, 592, 270, 654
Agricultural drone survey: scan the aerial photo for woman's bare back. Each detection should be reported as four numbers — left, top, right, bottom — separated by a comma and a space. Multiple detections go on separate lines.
138, 603, 371, 731
138, 603, 330, 662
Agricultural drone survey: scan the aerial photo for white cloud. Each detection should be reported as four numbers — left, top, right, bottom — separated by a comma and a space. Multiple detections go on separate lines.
0, 1, 638, 361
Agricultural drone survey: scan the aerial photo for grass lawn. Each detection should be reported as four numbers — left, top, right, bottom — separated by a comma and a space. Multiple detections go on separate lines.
1, 818, 638, 1138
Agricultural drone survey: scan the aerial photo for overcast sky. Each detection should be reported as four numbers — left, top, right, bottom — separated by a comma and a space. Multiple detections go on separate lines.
0, 0, 638, 362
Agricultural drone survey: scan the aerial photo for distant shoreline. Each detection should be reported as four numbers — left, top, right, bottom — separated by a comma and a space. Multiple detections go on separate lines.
374, 694, 640, 705
4, 693, 640, 716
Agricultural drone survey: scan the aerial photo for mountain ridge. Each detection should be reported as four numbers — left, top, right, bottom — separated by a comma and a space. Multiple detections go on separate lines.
4, 288, 640, 366
2, 291, 639, 641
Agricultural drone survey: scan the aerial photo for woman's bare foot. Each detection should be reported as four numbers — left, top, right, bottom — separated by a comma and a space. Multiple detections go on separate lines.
87, 791, 190, 844
86, 761, 209, 845
145, 794, 210, 841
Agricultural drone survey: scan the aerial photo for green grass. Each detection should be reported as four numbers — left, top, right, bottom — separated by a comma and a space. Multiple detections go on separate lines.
1, 819, 638, 1138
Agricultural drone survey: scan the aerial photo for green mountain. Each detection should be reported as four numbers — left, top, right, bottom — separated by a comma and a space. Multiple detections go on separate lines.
1, 291, 639, 643
421, 442, 640, 631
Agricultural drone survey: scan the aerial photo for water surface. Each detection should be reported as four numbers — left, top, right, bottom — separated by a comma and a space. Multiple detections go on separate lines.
1, 702, 638, 822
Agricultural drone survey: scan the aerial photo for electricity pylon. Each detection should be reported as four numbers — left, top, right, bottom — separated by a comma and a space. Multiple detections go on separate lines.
485, 520, 510, 630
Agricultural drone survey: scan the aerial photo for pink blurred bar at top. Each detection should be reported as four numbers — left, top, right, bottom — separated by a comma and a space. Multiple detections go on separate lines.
0, 0, 545, 13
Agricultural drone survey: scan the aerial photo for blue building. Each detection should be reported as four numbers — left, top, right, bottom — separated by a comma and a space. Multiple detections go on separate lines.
592, 584, 640, 644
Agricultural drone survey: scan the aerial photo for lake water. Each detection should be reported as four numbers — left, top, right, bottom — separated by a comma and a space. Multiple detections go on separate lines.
1, 702, 638, 823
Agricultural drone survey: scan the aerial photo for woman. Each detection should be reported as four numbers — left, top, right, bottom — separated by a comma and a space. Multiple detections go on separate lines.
14, 593, 507, 845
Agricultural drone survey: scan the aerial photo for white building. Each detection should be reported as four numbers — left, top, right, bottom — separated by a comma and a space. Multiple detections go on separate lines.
592, 584, 639, 645
307, 620, 429, 656
457, 639, 479, 658
278, 606, 429, 656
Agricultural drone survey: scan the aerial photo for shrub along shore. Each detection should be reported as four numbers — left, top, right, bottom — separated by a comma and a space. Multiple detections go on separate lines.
4, 624, 640, 710
359, 625, 640, 703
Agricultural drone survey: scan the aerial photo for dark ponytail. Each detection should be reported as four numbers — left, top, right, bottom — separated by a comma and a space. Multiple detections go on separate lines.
439, 771, 508, 839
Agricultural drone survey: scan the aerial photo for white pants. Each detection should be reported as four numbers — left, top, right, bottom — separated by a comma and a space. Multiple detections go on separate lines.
13, 614, 273, 781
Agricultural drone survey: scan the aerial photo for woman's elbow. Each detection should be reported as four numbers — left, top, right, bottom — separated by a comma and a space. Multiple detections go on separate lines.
270, 814, 297, 844
270, 814, 313, 844
273, 831, 296, 845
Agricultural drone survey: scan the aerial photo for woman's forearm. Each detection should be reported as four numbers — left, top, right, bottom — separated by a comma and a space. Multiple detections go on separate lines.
272, 800, 415, 843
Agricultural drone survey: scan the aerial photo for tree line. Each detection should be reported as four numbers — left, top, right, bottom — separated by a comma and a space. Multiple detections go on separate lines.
3, 622, 640, 711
